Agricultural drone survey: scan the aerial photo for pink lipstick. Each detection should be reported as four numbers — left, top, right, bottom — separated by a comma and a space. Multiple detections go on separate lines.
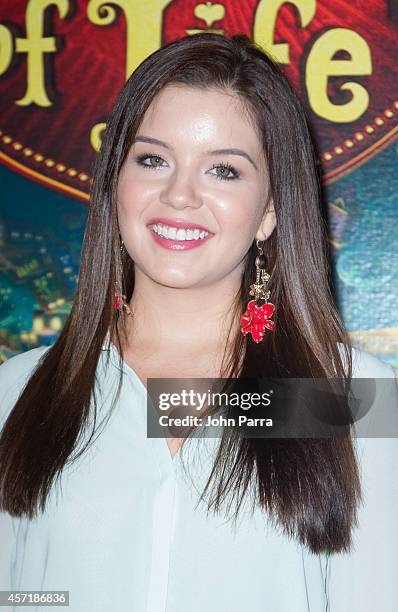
147, 217, 211, 232
146, 218, 214, 251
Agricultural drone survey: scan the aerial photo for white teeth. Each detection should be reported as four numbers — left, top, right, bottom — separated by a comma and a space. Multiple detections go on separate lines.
150, 224, 209, 241
176, 228, 186, 241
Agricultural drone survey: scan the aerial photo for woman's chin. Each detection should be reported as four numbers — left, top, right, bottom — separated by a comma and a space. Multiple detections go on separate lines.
150, 275, 203, 290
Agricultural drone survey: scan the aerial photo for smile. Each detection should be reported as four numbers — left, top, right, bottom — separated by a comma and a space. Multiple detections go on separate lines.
148, 223, 212, 251
150, 223, 209, 240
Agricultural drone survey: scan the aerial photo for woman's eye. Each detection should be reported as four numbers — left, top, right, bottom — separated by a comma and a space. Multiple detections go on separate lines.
209, 163, 240, 181
136, 153, 167, 169
134, 154, 239, 181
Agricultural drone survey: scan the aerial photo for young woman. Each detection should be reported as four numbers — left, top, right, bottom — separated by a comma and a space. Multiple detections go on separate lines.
1, 34, 397, 612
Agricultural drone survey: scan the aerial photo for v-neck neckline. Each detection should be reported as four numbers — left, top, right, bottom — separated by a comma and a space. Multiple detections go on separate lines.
107, 338, 183, 463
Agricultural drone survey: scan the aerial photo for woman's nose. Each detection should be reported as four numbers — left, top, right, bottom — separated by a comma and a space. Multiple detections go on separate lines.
159, 169, 202, 210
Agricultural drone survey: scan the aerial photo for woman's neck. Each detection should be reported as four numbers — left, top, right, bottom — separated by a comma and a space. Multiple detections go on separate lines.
122, 273, 242, 354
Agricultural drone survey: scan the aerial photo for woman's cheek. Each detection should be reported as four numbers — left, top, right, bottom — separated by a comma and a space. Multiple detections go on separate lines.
117, 177, 143, 215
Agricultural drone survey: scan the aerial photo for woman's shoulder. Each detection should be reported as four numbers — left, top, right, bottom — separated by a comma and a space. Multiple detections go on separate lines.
0, 344, 51, 381
337, 342, 396, 379
0, 345, 51, 427
337, 343, 397, 441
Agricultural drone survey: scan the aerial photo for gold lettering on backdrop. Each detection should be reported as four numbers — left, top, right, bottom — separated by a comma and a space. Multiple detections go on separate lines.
15, 0, 70, 107
253, 0, 316, 63
0, 25, 13, 74
186, 2, 225, 35
0, 0, 375, 149
306, 28, 372, 122
252, 3, 372, 121
90, 122, 107, 152
87, 0, 172, 79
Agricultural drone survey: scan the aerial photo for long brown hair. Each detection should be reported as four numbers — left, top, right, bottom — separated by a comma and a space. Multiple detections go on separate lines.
0, 33, 360, 554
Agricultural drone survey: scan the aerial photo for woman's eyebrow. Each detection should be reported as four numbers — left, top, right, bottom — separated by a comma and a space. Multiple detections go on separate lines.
207, 148, 258, 170
134, 135, 171, 149
133, 136, 258, 170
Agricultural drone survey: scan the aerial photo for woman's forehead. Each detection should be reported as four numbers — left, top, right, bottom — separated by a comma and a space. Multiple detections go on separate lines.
137, 85, 263, 154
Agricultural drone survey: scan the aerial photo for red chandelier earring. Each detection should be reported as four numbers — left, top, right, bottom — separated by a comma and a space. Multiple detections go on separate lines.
240, 239, 275, 343
114, 239, 134, 317
114, 291, 133, 317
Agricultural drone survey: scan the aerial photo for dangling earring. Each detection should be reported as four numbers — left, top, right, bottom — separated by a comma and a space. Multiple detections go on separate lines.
114, 238, 134, 317
114, 283, 134, 317
240, 239, 275, 343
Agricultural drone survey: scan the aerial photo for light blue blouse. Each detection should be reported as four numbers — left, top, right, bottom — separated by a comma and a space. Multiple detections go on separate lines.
0, 337, 397, 612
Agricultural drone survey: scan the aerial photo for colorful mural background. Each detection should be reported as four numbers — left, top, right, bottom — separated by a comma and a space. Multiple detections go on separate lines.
0, 0, 397, 367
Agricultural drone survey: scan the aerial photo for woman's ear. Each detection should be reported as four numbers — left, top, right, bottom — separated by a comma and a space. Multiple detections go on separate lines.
255, 199, 276, 241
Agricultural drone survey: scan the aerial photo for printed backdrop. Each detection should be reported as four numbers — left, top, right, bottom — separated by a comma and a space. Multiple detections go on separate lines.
0, 0, 397, 367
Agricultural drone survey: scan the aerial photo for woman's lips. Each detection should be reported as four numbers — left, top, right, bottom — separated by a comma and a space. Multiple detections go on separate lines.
148, 226, 212, 251
147, 217, 211, 232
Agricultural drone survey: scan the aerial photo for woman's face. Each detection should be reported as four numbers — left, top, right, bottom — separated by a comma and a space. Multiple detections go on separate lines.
117, 84, 275, 290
